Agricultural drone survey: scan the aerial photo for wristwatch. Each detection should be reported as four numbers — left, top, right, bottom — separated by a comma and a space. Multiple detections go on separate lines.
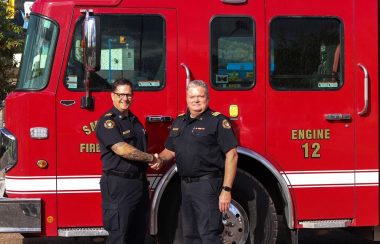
222, 186, 232, 192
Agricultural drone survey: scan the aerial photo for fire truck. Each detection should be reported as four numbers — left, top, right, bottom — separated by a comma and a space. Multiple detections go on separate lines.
0, 0, 378, 243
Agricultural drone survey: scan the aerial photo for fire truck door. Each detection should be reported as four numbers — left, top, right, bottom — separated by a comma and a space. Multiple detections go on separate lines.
177, 0, 266, 154
56, 9, 177, 228
266, 0, 356, 221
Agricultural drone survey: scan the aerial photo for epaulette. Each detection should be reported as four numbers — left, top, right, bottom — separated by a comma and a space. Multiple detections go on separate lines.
212, 112, 221, 117
104, 113, 114, 117
177, 113, 185, 117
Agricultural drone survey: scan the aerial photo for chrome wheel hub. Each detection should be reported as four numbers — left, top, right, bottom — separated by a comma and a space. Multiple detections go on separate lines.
221, 199, 249, 244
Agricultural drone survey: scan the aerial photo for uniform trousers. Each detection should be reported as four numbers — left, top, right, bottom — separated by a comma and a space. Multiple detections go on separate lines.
100, 173, 149, 244
181, 177, 223, 244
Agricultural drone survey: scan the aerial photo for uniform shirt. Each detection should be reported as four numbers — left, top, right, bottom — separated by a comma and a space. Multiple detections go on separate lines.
165, 108, 238, 177
96, 107, 148, 173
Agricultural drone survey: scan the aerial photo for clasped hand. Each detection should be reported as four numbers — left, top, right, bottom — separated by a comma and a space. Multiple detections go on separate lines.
149, 153, 164, 170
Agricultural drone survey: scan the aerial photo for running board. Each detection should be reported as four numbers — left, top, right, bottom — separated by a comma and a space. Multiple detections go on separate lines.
58, 227, 108, 237
299, 219, 352, 228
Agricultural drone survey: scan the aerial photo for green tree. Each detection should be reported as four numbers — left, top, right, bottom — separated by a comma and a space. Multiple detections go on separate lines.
0, 1, 24, 101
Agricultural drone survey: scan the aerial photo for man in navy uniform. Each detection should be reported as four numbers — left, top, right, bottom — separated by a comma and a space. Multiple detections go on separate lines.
156, 80, 238, 244
96, 78, 161, 244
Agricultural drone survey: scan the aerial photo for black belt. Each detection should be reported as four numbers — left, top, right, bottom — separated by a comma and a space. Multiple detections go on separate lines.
104, 170, 146, 179
181, 171, 223, 183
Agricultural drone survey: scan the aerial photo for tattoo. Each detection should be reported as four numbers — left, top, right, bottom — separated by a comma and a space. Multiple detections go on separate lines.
127, 149, 153, 162
111, 142, 153, 163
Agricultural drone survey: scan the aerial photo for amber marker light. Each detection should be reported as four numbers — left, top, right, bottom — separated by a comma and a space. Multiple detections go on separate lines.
47, 216, 54, 224
229, 105, 239, 118
37, 160, 48, 169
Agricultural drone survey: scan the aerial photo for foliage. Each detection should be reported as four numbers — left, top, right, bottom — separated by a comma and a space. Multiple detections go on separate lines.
0, 1, 24, 101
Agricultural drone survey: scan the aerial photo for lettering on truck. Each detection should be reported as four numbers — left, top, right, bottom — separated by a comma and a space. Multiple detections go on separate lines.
80, 120, 100, 153
291, 129, 331, 158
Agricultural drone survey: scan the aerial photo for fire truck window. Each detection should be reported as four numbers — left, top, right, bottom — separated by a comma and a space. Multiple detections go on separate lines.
211, 17, 255, 90
16, 15, 58, 90
65, 15, 165, 91
270, 17, 343, 90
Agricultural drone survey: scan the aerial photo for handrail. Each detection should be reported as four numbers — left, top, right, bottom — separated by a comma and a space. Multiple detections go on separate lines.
357, 63, 369, 116
180, 63, 191, 87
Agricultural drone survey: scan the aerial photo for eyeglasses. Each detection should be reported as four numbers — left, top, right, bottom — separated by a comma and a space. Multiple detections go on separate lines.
113, 92, 133, 99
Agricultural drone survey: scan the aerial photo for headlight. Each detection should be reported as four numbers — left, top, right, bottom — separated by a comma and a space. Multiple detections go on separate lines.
0, 128, 17, 172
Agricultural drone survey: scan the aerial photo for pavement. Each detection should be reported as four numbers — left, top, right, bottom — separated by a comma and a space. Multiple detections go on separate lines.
0, 229, 379, 243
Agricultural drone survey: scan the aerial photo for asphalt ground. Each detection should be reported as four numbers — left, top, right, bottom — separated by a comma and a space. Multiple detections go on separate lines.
1, 229, 379, 243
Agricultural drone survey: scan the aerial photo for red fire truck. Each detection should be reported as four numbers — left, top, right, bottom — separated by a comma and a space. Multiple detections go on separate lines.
0, 0, 378, 243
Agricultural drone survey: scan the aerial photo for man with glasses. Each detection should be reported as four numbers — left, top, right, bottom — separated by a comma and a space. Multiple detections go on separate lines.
96, 78, 161, 244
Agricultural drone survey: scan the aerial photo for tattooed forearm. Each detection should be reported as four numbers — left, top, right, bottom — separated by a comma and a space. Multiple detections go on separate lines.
127, 149, 154, 162
111, 142, 153, 163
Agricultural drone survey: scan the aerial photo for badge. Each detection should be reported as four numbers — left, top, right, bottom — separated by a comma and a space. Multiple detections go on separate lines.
104, 120, 115, 129
222, 119, 231, 129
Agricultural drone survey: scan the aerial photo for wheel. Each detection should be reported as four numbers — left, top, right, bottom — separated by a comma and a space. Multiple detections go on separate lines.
231, 169, 278, 244
221, 199, 249, 244
157, 169, 278, 244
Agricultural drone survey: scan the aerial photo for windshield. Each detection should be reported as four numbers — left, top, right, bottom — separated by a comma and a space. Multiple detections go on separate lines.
16, 15, 58, 90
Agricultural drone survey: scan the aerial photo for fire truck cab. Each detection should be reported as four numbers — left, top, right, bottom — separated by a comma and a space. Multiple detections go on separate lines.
0, 0, 378, 243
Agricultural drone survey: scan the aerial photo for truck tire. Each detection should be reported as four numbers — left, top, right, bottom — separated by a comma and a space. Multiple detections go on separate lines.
157, 169, 278, 244
230, 169, 278, 244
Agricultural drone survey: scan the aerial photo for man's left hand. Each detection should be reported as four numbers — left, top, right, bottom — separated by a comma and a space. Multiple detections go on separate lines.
219, 190, 231, 213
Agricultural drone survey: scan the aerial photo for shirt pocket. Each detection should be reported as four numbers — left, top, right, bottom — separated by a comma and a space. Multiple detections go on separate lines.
191, 127, 212, 137
169, 128, 181, 137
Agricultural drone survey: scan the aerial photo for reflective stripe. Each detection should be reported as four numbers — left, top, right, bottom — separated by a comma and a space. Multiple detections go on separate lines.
5, 174, 162, 194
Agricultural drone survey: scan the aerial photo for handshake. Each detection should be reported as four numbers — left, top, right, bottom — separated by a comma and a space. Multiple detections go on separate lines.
149, 153, 164, 171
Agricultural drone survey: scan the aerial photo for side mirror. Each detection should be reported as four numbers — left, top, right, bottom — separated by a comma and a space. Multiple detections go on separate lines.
83, 12, 100, 72
81, 11, 100, 109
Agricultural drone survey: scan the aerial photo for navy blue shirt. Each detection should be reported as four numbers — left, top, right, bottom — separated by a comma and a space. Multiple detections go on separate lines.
165, 108, 238, 177
96, 107, 148, 173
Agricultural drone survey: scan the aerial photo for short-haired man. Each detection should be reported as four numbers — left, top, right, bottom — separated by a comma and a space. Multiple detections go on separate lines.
156, 80, 238, 243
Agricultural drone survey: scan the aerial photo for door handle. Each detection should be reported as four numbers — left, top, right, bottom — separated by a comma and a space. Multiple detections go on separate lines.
60, 100, 76, 106
146, 115, 173, 123
324, 113, 352, 121
357, 63, 369, 116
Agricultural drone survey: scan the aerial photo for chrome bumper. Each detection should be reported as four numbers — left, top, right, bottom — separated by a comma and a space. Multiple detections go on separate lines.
0, 198, 41, 233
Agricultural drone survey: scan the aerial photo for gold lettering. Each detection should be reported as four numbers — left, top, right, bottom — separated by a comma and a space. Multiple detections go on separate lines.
80, 143, 87, 152
299, 130, 304, 140
82, 120, 98, 135
306, 130, 312, 140
80, 143, 101, 153
291, 129, 331, 140
325, 129, 330, 139
83, 126, 91, 135
90, 121, 98, 132
291, 130, 297, 140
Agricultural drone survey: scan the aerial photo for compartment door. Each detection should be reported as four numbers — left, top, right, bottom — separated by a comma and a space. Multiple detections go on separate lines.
266, 0, 355, 222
